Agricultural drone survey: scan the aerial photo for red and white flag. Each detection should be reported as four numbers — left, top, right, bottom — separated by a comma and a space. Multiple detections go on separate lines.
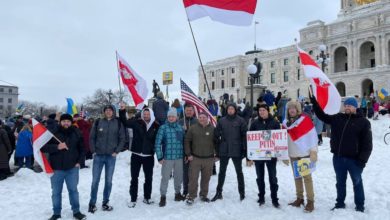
117, 52, 148, 110
32, 119, 54, 175
298, 47, 341, 114
183, 0, 257, 26
282, 114, 318, 152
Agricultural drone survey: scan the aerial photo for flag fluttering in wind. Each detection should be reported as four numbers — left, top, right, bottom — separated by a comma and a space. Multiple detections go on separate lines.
180, 79, 217, 127
32, 119, 54, 175
282, 114, 318, 152
378, 88, 389, 100
66, 98, 78, 116
298, 47, 341, 114
116, 52, 148, 110
183, 0, 257, 26
15, 103, 25, 113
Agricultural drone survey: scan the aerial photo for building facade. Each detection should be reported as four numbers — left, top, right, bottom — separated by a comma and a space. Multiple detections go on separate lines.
198, 0, 390, 103
0, 85, 19, 118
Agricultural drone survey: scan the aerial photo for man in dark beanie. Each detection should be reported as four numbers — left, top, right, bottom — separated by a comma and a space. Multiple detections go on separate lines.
41, 114, 86, 220
211, 103, 247, 202
311, 95, 372, 213
88, 105, 126, 213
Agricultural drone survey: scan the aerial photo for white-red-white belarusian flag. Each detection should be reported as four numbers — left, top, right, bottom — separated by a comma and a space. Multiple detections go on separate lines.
116, 52, 148, 110
32, 119, 54, 175
282, 114, 318, 152
298, 47, 341, 114
183, 0, 257, 26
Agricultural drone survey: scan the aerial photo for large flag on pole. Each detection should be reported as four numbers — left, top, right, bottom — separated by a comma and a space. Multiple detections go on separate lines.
180, 79, 217, 127
298, 47, 341, 114
116, 53, 148, 110
32, 119, 54, 175
183, 0, 257, 26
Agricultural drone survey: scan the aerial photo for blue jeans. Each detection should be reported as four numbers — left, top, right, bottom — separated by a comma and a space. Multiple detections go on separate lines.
89, 154, 117, 205
50, 167, 80, 215
333, 155, 365, 209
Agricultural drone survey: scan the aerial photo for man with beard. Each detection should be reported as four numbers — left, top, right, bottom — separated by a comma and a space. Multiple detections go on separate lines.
41, 114, 86, 220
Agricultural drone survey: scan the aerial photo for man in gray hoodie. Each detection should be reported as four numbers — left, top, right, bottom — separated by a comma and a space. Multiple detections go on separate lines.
88, 105, 126, 214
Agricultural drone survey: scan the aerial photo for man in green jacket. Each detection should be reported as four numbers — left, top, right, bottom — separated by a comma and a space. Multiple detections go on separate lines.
184, 112, 216, 205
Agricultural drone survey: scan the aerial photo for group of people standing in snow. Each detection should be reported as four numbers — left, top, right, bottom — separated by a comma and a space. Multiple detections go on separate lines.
0, 89, 376, 220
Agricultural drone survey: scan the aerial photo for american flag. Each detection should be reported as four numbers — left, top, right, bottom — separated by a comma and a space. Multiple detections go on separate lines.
180, 79, 217, 127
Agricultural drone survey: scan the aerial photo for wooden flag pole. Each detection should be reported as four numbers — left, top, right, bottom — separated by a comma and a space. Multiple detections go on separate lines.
115, 51, 124, 102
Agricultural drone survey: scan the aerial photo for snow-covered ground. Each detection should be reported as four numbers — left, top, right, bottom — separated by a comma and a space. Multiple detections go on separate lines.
1, 116, 389, 220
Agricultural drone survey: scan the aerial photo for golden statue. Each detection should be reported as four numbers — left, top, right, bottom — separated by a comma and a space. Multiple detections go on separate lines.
355, 0, 378, 5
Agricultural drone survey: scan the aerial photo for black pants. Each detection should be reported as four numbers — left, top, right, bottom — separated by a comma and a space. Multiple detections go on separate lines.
216, 157, 245, 195
183, 159, 189, 194
129, 154, 154, 202
318, 134, 323, 144
255, 158, 278, 202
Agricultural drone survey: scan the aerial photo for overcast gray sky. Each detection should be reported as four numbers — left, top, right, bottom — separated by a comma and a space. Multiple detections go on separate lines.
0, 0, 340, 107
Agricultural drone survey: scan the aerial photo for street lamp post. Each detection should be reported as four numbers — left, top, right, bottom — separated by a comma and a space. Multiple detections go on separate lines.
316, 44, 329, 72
247, 64, 258, 108
107, 89, 113, 104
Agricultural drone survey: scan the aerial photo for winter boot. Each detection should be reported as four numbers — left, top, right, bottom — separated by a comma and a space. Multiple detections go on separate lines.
272, 200, 280, 208
355, 206, 365, 213
257, 197, 265, 206
102, 203, 113, 211
174, 193, 186, 201
200, 197, 210, 203
159, 196, 166, 207
288, 198, 304, 207
48, 214, 61, 220
331, 203, 346, 211
88, 204, 97, 214
143, 199, 154, 205
304, 200, 314, 213
211, 191, 223, 202
240, 193, 245, 201
73, 212, 86, 220
186, 197, 194, 205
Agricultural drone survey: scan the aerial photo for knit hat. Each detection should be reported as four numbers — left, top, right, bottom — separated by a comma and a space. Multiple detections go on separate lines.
286, 100, 302, 115
167, 107, 177, 117
344, 97, 358, 108
257, 104, 269, 112
103, 105, 115, 112
60, 114, 73, 122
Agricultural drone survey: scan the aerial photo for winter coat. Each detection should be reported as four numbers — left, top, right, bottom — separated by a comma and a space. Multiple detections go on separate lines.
41, 126, 84, 170
312, 99, 372, 164
75, 119, 91, 153
153, 98, 169, 123
0, 128, 11, 169
312, 114, 324, 135
155, 121, 184, 161
119, 109, 159, 156
45, 118, 58, 133
178, 116, 198, 133
373, 103, 379, 112
185, 123, 215, 158
89, 117, 126, 155
277, 97, 289, 118
214, 104, 247, 158
15, 129, 33, 157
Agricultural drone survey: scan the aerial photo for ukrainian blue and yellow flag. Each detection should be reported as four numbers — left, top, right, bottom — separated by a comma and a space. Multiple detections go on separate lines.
66, 98, 78, 116
378, 88, 389, 100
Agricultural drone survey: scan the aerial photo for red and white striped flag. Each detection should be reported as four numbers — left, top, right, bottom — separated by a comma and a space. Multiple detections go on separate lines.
282, 114, 318, 152
298, 47, 341, 114
32, 119, 54, 175
117, 52, 148, 110
181, 79, 217, 127
183, 0, 257, 26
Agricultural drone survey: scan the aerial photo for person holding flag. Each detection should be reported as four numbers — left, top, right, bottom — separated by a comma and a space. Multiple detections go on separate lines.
40, 114, 86, 220
283, 100, 318, 213
310, 94, 373, 213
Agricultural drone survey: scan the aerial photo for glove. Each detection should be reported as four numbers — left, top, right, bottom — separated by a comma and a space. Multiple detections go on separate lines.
282, 160, 290, 166
355, 160, 366, 169
310, 151, 318, 163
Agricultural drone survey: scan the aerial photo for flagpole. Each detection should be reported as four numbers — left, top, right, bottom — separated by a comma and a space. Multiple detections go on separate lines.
186, 19, 213, 100
115, 51, 124, 102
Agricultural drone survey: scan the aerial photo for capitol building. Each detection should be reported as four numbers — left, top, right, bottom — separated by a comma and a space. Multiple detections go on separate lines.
198, 0, 390, 103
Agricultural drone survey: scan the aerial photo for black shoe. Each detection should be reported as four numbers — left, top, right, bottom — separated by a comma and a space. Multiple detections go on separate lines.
331, 204, 346, 211
73, 212, 86, 220
200, 197, 210, 203
272, 200, 280, 208
102, 203, 113, 211
174, 193, 185, 201
143, 199, 154, 205
88, 204, 97, 213
159, 196, 166, 207
240, 194, 245, 201
355, 206, 365, 213
48, 214, 61, 220
211, 192, 223, 202
257, 198, 265, 206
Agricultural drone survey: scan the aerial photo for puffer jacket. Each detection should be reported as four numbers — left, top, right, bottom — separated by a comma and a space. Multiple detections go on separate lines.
154, 121, 184, 161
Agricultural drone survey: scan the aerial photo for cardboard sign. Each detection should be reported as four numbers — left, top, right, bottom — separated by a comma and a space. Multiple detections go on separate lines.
293, 158, 316, 178
247, 129, 288, 160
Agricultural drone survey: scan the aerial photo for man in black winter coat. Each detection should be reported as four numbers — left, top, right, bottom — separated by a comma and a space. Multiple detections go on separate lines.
249, 104, 281, 208
311, 96, 372, 213
119, 103, 160, 207
211, 103, 247, 202
41, 114, 86, 220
